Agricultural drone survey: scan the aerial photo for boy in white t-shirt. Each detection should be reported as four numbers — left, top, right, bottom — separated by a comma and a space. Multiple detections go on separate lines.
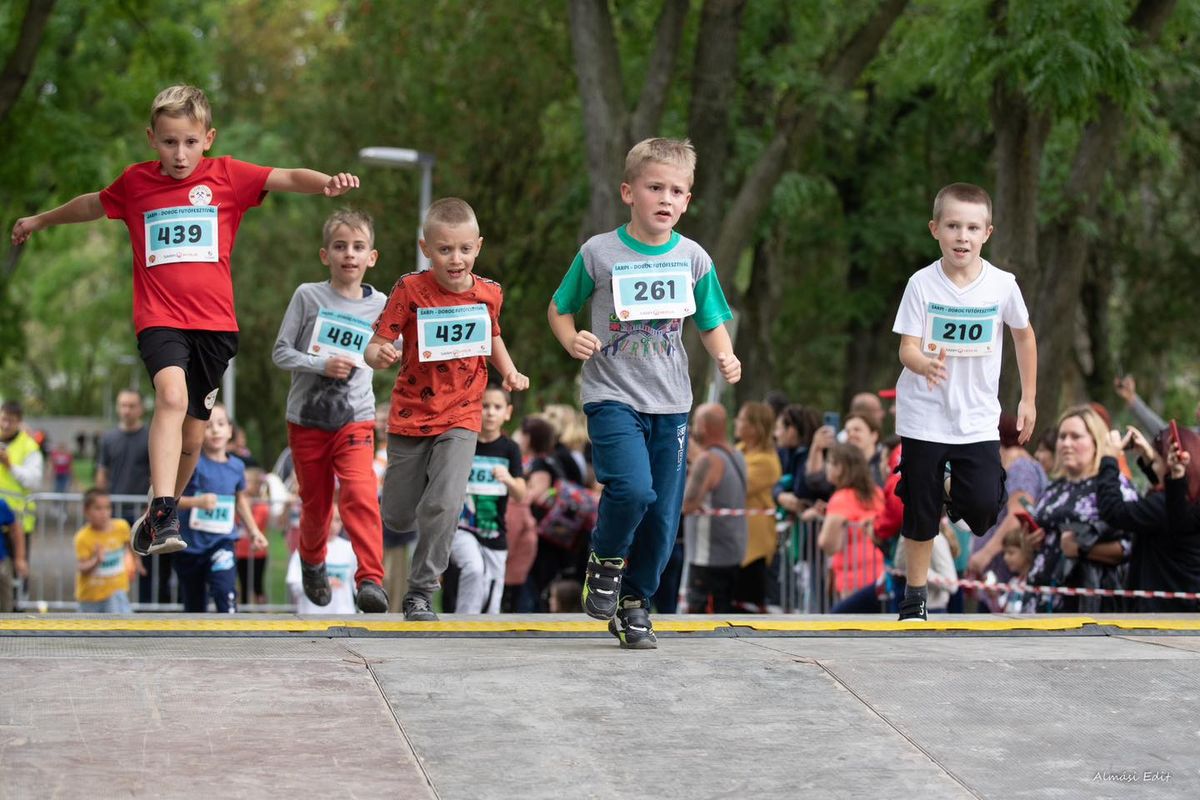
891, 183, 1037, 621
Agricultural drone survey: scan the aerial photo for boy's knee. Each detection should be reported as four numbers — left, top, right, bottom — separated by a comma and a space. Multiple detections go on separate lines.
602, 477, 656, 511
155, 385, 188, 414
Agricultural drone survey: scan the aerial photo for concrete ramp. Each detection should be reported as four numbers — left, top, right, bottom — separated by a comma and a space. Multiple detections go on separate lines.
2, 615, 1197, 798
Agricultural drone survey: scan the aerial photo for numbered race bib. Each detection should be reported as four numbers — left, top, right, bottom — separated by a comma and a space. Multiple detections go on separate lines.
189, 495, 236, 535
144, 206, 218, 266
96, 547, 126, 579
611, 260, 695, 321
923, 302, 999, 357
466, 456, 509, 497
307, 309, 373, 366
416, 304, 492, 362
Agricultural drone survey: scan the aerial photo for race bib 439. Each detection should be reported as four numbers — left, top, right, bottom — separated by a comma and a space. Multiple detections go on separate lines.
144, 206, 218, 266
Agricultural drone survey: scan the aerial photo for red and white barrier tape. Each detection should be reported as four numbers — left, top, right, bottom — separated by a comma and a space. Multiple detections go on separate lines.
686, 507, 778, 517
887, 568, 1200, 601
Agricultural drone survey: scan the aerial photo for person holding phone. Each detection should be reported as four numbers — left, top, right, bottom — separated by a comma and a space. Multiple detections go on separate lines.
1024, 406, 1136, 613
1095, 421, 1200, 611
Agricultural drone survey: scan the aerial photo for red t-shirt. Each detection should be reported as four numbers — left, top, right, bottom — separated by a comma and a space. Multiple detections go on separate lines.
826, 486, 885, 595
372, 271, 503, 436
99, 156, 272, 333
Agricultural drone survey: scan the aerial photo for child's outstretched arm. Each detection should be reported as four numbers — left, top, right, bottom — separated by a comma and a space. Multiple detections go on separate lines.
1011, 325, 1038, 444
489, 336, 529, 392
11, 192, 105, 244
547, 300, 601, 360
899, 334, 948, 389
264, 169, 359, 197
365, 334, 401, 370
698, 323, 742, 384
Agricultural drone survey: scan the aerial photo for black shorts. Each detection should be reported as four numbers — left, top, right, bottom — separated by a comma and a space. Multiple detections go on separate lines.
896, 437, 1007, 541
137, 327, 239, 421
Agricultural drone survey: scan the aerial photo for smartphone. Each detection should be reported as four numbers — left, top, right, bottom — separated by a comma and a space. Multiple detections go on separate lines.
822, 411, 840, 431
1013, 508, 1040, 532
1170, 419, 1181, 448
1015, 496, 1040, 532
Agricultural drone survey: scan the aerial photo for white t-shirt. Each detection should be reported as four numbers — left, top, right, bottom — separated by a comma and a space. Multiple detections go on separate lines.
892, 259, 1029, 443
285, 535, 359, 614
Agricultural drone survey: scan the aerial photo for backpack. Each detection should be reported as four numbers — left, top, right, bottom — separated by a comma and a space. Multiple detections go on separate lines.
534, 458, 598, 550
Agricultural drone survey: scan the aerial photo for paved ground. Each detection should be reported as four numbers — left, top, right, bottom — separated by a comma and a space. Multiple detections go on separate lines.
2, 614, 1198, 798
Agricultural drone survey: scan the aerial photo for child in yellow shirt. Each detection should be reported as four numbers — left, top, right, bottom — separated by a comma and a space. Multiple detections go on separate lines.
75, 488, 134, 613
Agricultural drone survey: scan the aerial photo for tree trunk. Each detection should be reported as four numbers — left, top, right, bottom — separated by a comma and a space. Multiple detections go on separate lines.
0, 0, 56, 127
569, 0, 689, 241
568, 0, 629, 241
1006, 0, 1175, 424
686, 0, 748, 258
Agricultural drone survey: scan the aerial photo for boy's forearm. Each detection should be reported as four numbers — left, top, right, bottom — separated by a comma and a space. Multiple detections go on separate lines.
547, 302, 578, 352
698, 324, 734, 359
236, 495, 260, 534
265, 168, 334, 194
1013, 329, 1038, 401
488, 336, 518, 377
37, 193, 106, 229
898, 339, 928, 374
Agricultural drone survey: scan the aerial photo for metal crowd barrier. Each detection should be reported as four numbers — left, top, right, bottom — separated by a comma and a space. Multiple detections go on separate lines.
775, 518, 889, 614
14, 492, 295, 613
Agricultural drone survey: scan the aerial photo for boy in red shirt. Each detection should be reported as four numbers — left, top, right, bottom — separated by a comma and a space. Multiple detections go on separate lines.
11, 85, 358, 556
366, 197, 528, 621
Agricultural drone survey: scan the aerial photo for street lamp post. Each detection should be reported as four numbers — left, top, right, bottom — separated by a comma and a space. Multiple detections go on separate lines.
358, 147, 436, 271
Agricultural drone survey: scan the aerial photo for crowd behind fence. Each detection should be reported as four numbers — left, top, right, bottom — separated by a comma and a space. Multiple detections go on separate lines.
12, 492, 1190, 614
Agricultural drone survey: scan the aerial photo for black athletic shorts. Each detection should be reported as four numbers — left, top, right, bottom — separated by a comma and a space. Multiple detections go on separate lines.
137, 327, 239, 421
895, 437, 1007, 541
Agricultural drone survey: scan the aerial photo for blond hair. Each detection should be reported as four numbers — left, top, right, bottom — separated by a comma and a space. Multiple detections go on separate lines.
150, 85, 212, 131
932, 182, 992, 223
542, 404, 589, 451
1052, 404, 1110, 480
422, 197, 478, 238
323, 209, 375, 248
623, 137, 696, 185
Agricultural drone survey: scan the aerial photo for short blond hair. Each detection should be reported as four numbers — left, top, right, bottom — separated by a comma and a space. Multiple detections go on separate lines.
150, 85, 212, 131
422, 197, 478, 238
624, 137, 696, 185
1051, 404, 1110, 479
932, 182, 992, 224
323, 209, 375, 248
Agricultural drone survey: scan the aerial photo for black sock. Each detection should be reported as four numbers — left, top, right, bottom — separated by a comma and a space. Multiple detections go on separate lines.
905, 583, 927, 602
150, 496, 176, 514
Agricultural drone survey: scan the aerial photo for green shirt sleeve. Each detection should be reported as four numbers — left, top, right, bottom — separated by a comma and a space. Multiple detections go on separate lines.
552, 253, 595, 314
692, 266, 733, 331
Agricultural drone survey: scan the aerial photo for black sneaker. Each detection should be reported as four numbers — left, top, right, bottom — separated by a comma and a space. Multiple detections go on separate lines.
607, 597, 657, 650
131, 513, 153, 556
356, 579, 388, 613
402, 594, 438, 622
898, 595, 928, 622
582, 551, 624, 620
301, 560, 332, 607
146, 503, 186, 555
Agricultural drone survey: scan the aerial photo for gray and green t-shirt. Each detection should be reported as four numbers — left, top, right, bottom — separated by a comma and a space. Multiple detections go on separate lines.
552, 227, 732, 414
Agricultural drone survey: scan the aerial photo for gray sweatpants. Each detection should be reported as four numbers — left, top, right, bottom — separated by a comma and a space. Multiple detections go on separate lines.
382, 428, 478, 599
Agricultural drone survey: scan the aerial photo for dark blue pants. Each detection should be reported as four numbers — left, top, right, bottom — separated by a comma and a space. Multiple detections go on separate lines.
174, 542, 238, 613
585, 401, 689, 602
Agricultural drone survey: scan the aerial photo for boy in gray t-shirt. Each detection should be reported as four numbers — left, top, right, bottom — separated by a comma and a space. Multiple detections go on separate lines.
272, 209, 389, 613
548, 138, 742, 649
